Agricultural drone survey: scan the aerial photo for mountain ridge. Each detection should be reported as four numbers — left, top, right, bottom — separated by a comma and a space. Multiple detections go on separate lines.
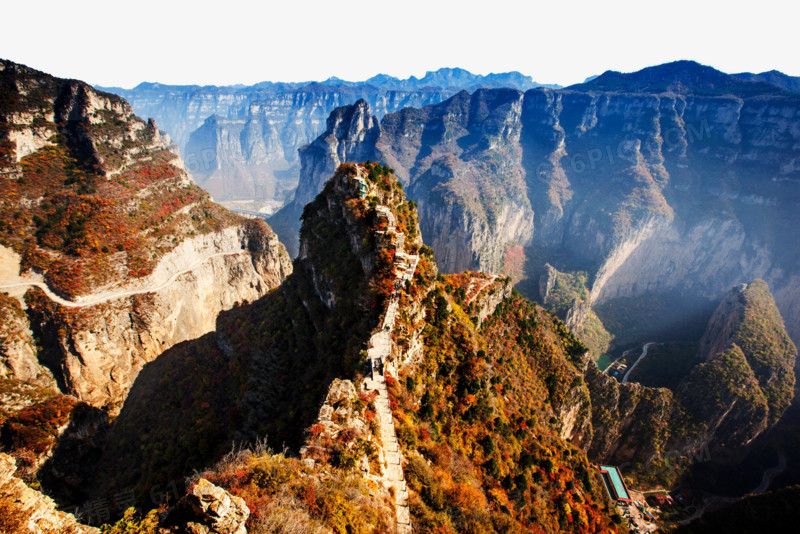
0, 58, 291, 410
568, 60, 797, 97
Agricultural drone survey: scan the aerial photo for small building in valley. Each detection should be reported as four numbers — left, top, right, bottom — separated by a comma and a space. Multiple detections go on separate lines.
599, 465, 633, 503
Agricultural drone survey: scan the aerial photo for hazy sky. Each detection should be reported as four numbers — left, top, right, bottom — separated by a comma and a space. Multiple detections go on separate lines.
2, 0, 796, 88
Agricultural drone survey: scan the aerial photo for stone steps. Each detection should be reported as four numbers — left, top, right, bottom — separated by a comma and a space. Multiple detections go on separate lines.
359, 203, 418, 533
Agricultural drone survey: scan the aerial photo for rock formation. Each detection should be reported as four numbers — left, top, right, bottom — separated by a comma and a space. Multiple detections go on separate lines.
0, 453, 98, 534
275, 61, 800, 348
0, 59, 292, 411
174, 479, 249, 534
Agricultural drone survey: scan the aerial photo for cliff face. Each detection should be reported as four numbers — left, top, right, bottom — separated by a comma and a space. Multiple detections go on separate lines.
0, 59, 292, 410
280, 62, 800, 345
26, 224, 291, 410
102, 69, 547, 206
269, 100, 379, 256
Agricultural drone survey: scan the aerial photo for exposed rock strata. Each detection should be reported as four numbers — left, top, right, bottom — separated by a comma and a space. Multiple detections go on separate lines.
0, 59, 293, 411
103, 69, 548, 204
276, 62, 800, 346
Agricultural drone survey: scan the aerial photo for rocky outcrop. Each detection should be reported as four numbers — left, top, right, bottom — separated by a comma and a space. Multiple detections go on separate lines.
469, 276, 513, 328
270, 100, 380, 257
0, 453, 98, 534
278, 61, 800, 347
0, 59, 293, 411
174, 479, 249, 534
0, 292, 55, 387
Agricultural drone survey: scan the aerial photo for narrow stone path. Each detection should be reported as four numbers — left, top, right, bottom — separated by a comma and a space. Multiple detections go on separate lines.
362, 202, 418, 534
0, 250, 247, 308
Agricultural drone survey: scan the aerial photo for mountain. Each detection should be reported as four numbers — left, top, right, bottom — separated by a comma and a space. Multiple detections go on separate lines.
585, 280, 795, 485
733, 70, 800, 94
64, 163, 627, 533
568, 60, 790, 96
0, 58, 291, 412
274, 60, 800, 355
99, 68, 554, 208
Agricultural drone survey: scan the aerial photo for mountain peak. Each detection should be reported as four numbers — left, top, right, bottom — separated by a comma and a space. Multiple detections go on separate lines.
569, 60, 789, 97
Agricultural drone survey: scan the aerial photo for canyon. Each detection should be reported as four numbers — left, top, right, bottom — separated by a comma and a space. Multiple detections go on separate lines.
2, 57, 799, 533
101, 68, 550, 208
273, 61, 800, 351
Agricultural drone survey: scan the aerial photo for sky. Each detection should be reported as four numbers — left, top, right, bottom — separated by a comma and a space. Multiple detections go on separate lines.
1, 0, 797, 88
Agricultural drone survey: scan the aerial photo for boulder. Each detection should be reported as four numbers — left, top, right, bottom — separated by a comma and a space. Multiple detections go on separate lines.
177, 479, 249, 534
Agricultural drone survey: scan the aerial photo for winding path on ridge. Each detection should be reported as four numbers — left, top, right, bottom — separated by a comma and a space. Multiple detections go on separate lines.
0, 250, 248, 308
622, 342, 657, 383
362, 203, 418, 534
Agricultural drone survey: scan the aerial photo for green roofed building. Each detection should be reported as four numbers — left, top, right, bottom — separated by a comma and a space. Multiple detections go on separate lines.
354, 177, 368, 198
600, 465, 632, 503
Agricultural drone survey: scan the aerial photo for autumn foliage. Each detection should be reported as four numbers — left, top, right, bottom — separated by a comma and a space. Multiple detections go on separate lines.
385, 281, 618, 533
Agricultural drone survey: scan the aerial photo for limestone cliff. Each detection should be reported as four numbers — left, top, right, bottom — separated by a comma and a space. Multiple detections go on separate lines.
277, 61, 800, 348
25, 223, 291, 410
0, 59, 292, 411
102, 69, 547, 206
0, 453, 97, 534
269, 100, 379, 256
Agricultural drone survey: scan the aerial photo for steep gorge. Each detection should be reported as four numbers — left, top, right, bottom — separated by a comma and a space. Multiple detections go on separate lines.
275, 61, 800, 348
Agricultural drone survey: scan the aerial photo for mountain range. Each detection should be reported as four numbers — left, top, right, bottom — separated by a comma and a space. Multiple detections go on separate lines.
1, 58, 799, 533
99, 68, 556, 210
271, 60, 800, 358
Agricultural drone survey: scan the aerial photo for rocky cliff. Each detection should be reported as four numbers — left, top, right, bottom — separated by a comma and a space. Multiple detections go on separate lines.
0, 59, 292, 411
278, 61, 800, 347
0, 453, 98, 534
100, 68, 550, 207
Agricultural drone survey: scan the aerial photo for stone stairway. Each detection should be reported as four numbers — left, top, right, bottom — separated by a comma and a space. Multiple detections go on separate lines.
364, 375, 411, 532
361, 201, 417, 533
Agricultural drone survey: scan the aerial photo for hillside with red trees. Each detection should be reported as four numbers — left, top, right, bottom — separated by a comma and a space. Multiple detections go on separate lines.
0, 60, 239, 298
